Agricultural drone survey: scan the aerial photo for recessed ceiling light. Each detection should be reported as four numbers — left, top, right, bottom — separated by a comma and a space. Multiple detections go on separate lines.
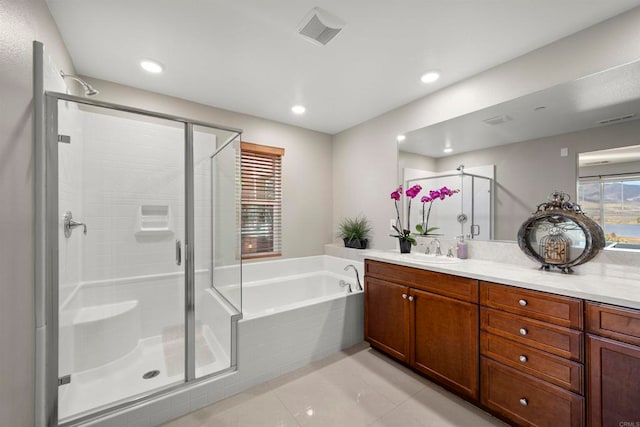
396, 135, 406, 142
421, 71, 440, 84
443, 147, 453, 153
140, 60, 164, 74
291, 105, 306, 115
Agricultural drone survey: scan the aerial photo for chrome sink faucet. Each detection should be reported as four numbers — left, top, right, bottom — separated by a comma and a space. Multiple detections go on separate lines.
344, 265, 362, 291
431, 238, 442, 256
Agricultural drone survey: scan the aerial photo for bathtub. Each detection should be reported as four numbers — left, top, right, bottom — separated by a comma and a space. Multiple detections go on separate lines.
242, 271, 358, 317
206, 255, 365, 395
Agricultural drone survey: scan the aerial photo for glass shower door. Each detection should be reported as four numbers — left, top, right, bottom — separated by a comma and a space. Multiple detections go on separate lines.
192, 125, 242, 378
56, 101, 186, 421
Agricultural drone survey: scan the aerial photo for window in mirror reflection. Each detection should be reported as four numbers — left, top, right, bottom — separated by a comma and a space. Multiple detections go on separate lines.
578, 176, 640, 246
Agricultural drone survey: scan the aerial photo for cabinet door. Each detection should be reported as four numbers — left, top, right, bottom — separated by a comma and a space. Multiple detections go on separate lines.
587, 335, 640, 427
412, 288, 479, 400
365, 277, 410, 363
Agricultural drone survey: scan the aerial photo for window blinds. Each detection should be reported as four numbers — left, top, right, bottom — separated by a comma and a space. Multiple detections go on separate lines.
240, 142, 284, 258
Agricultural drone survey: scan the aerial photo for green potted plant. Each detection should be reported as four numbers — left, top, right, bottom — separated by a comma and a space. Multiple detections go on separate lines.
338, 215, 371, 249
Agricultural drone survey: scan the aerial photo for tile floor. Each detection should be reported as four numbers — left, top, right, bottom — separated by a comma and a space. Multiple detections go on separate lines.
164, 343, 507, 427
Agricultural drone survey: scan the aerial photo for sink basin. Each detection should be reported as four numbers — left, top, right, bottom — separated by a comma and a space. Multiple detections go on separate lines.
405, 253, 461, 264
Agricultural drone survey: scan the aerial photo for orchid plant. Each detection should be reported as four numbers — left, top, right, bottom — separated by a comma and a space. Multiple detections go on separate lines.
415, 186, 460, 235
390, 184, 422, 245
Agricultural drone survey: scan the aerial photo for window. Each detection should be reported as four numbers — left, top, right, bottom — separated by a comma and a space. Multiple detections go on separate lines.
240, 142, 284, 258
578, 174, 640, 244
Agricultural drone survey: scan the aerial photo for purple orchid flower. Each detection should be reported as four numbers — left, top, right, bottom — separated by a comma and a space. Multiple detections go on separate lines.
389, 184, 424, 246
417, 186, 460, 235
390, 186, 402, 201
405, 184, 422, 199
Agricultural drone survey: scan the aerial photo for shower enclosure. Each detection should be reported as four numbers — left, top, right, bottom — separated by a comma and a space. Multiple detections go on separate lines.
39, 92, 243, 425
405, 170, 494, 240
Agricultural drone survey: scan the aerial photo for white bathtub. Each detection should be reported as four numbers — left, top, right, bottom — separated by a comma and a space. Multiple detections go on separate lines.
242, 272, 356, 317
213, 255, 365, 397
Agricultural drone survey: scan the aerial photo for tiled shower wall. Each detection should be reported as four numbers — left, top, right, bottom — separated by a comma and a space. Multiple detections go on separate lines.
76, 110, 235, 284
80, 110, 186, 282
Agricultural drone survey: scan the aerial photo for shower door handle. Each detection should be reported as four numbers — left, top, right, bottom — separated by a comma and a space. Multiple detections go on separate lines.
471, 224, 480, 236
176, 240, 182, 266
63, 211, 87, 238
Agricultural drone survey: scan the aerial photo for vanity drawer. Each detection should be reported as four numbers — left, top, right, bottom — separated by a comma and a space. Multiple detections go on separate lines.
481, 357, 584, 427
481, 308, 583, 361
480, 282, 583, 329
365, 260, 478, 302
586, 302, 640, 347
480, 332, 583, 394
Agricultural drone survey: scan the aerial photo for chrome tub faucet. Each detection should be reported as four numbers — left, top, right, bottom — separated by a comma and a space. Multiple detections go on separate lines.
344, 264, 362, 291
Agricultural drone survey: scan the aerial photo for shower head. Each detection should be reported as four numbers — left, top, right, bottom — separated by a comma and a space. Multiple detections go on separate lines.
456, 164, 464, 172
60, 71, 99, 96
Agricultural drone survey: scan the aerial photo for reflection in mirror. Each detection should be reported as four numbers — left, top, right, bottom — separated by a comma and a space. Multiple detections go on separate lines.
578, 145, 640, 250
398, 59, 640, 246
402, 165, 494, 241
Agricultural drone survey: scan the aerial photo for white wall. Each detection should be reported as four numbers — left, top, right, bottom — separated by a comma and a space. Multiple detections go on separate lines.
81, 77, 334, 261
397, 151, 437, 185
333, 7, 640, 249
0, 0, 76, 424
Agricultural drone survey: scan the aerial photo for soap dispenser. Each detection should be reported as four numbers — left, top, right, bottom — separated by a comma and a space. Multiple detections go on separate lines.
456, 235, 468, 259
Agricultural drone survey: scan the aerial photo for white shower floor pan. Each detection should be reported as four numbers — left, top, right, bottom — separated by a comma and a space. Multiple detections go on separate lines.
58, 328, 229, 422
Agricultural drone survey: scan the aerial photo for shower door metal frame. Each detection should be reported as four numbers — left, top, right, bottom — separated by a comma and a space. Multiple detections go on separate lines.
40, 91, 242, 426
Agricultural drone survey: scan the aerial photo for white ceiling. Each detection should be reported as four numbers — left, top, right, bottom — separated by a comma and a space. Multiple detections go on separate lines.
46, 0, 640, 135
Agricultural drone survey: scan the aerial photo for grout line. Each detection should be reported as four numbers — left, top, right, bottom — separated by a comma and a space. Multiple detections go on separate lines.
270, 390, 303, 427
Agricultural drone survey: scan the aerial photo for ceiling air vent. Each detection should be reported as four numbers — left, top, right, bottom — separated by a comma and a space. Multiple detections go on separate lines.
597, 113, 636, 125
297, 7, 345, 46
482, 115, 513, 126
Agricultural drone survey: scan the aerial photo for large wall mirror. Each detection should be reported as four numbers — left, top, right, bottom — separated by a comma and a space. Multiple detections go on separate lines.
398, 59, 640, 250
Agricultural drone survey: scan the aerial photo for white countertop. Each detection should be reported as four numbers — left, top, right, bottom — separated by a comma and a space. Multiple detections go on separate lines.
364, 250, 640, 310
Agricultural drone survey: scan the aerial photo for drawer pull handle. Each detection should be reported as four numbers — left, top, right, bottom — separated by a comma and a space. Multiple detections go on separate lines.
519, 355, 528, 363
519, 328, 528, 336
518, 299, 528, 306
408, 295, 414, 302
402, 294, 408, 299
519, 398, 528, 407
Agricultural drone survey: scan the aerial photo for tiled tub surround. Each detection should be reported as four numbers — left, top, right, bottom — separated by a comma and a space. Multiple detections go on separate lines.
83, 256, 364, 426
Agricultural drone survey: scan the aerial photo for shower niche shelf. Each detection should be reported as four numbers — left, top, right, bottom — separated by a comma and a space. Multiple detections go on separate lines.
135, 205, 174, 236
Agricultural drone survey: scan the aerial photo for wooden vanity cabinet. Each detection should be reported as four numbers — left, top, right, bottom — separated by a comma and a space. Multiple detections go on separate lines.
586, 302, 640, 427
365, 260, 640, 427
480, 281, 585, 426
364, 260, 479, 400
